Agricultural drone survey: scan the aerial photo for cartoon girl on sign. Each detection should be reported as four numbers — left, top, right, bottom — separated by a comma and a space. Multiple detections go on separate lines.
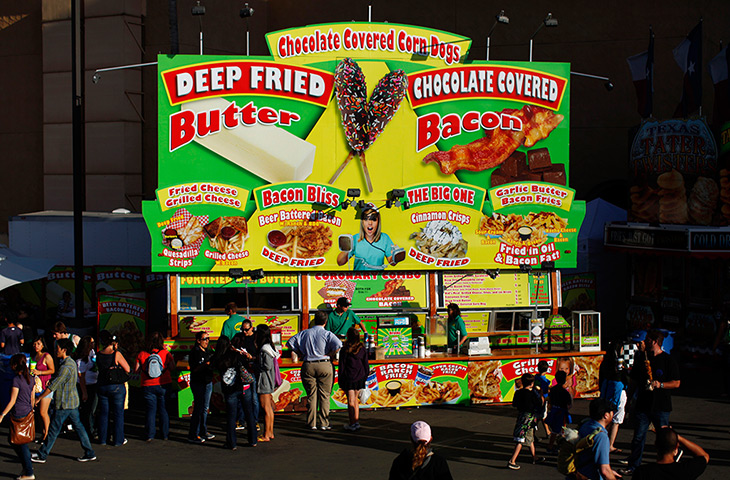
337, 207, 403, 271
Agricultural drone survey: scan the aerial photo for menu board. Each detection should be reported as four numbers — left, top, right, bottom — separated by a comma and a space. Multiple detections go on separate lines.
442, 272, 550, 307
143, 22, 585, 273
460, 311, 490, 335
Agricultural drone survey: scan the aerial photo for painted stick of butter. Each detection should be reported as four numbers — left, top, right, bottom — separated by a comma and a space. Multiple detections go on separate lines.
181, 97, 315, 183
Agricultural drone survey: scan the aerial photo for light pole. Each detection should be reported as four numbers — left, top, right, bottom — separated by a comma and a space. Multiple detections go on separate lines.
240, 3, 255, 56
486, 10, 509, 61
192, 1, 206, 55
529, 12, 558, 62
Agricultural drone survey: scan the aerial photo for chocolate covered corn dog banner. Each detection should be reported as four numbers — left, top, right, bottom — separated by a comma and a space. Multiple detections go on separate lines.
144, 22, 585, 272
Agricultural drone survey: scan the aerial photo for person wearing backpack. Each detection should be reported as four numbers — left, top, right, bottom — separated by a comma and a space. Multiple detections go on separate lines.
136, 331, 175, 442
574, 398, 621, 480
215, 335, 257, 449
507, 373, 546, 470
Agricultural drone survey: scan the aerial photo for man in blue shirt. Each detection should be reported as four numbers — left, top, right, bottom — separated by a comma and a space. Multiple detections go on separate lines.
576, 398, 621, 480
0, 311, 24, 355
286, 312, 342, 430
326, 297, 363, 337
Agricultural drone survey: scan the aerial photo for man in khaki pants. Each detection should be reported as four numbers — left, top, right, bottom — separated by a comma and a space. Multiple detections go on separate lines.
287, 312, 342, 430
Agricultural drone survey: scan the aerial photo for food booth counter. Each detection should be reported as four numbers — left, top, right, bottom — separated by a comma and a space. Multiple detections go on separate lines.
167, 271, 602, 417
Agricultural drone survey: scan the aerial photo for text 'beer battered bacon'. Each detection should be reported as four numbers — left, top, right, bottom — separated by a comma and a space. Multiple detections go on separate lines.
423, 105, 564, 175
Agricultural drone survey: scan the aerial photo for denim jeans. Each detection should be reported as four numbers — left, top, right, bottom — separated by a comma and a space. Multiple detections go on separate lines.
236, 379, 259, 424
627, 410, 670, 469
78, 383, 98, 438
143, 384, 172, 440
250, 379, 260, 422
37, 408, 95, 459
225, 386, 257, 447
188, 381, 212, 439
97, 383, 126, 446
12, 436, 33, 475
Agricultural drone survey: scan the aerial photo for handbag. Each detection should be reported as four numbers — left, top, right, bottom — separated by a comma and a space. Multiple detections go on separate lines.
101, 353, 130, 384
9, 394, 35, 445
239, 365, 255, 385
273, 359, 283, 388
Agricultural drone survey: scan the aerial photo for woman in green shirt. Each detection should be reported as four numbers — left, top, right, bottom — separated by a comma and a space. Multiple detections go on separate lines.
447, 303, 468, 352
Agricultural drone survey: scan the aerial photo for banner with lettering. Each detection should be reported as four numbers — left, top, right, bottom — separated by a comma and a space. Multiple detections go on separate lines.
629, 118, 720, 225
144, 22, 584, 272
468, 354, 601, 404
97, 293, 147, 335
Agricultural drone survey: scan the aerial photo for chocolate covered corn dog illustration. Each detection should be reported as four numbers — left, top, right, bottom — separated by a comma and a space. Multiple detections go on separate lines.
329, 58, 408, 192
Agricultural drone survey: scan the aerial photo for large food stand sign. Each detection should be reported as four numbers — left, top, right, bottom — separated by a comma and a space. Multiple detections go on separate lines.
628, 118, 720, 225
143, 22, 584, 272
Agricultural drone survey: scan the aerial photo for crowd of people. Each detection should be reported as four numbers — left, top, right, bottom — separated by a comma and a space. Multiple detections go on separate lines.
0, 306, 714, 480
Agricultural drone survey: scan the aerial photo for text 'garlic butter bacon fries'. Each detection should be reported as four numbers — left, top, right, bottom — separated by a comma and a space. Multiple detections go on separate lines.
423, 105, 563, 174
274, 225, 333, 259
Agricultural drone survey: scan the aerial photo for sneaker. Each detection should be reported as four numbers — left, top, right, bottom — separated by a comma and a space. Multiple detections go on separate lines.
344, 424, 357, 431
236, 422, 246, 431
507, 462, 520, 470
618, 468, 634, 476
17, 475, 35, 480
310, 426, 318, 430
77, 454, 97, 462
204, 433, 216, 440
532, 456, 546, 464
617, 459, 629, 466
30, 454, 46, 464
188, 437, 205, 444
320, 425, 331, 431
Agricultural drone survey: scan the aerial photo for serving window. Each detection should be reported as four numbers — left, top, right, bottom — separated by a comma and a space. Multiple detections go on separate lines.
489, 309, 550, 332
178, 274, 300, 314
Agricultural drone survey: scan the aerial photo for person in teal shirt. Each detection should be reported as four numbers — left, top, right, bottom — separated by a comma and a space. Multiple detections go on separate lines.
447, 303, 468, 351
326, 297, 363, 337
337, 208, 401, 271
220, 302, 244, 340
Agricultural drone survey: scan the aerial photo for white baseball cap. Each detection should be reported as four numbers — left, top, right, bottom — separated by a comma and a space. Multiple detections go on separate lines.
410, 421, 432, 443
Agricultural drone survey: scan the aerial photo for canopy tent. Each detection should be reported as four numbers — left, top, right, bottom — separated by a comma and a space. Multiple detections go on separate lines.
0, 245, 58, 292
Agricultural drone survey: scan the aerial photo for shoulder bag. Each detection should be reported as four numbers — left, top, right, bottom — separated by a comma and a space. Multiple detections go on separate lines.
102, 352, 130, 384
9, 385, 35, 445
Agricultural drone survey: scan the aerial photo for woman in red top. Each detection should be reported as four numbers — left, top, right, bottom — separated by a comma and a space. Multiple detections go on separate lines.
135, 331, 175, 442
30, 336, 54, 442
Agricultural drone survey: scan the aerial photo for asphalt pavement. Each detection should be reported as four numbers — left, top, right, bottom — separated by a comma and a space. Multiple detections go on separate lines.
1, 383, 728, 479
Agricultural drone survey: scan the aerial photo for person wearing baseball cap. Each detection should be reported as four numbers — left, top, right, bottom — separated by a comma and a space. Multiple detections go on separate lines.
326, 297, 363, 338
389, 420, 453, 480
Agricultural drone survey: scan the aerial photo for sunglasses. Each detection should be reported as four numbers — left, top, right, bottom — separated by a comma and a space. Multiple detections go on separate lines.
243, 327, 252, 332
200, 337, 210, 341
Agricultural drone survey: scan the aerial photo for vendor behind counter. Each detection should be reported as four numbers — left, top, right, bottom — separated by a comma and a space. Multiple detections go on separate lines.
326, 297, 363, 337
446, 303, 468, 351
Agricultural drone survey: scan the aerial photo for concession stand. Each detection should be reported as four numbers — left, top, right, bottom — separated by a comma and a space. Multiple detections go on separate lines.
142, 22, 602, 416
